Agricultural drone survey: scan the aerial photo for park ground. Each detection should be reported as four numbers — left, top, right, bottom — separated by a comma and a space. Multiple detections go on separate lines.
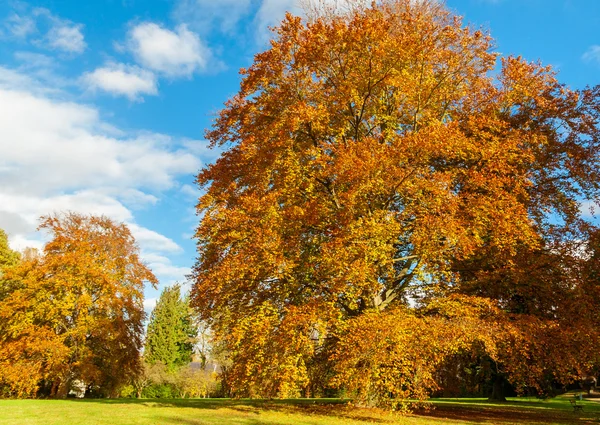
2, 396, 600, 425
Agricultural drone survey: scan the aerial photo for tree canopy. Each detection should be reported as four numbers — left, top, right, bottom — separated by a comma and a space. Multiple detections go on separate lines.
192, 0, 600, 407
0, 213, 157, 398
0, 230, 19, 273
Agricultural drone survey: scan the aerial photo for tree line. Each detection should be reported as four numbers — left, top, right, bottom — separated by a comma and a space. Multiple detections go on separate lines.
1, 0, 600, 410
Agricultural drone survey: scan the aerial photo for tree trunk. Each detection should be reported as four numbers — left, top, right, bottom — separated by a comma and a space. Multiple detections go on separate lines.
489, 375, 506, 401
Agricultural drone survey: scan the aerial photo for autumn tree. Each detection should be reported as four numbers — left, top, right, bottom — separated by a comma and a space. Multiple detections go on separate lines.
191, 0, 600, 406
0, 230, 19, 273
0, 229, 20, 303
0, 213, 157, 398
145, 284, 197, 372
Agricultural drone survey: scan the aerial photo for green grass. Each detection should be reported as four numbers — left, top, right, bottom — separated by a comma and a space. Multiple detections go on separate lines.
1, 396, 599, 425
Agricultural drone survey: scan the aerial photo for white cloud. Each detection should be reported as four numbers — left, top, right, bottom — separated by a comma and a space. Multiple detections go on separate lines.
46, 22, 86, 54
0, 66, 51, 94
255, 0, 300, 41
583, 45, 600, 64
173, 0, 252, 33
143, 297, 157, 313
4, 13, 36, 38
0, 86, 199, 194
14, 51, 56, 69
580, 200, 598, 219
129, 225, 183, 253
182, 139, 221, 163
0, 66, 201, 262
254, 0, 369, 42
127, 22, 213, 77
180, 184, 199, 198
141, 253, 191, 287
2, 7, 87, 55
83, 63, 158, 100
116, 189, 159, 209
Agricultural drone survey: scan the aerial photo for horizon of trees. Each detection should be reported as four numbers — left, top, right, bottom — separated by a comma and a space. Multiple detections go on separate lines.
0, 214, 218, 399
1, 0, 600, 410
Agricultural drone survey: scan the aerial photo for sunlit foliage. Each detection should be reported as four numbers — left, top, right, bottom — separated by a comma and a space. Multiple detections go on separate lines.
0, 213, 156, 397
192, 0, 600, 407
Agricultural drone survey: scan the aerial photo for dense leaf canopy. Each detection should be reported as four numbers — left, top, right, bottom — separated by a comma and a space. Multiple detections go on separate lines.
192, 0, 600, 406
0, 213, 157, 398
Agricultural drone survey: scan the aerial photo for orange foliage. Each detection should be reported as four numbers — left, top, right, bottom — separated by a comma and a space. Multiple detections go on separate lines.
192, 0, 600, 405
0, 213, 157, 397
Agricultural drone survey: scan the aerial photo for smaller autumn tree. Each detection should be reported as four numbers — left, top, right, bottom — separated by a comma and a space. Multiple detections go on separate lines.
145, 284, 197, 372
0, 213, 157, 398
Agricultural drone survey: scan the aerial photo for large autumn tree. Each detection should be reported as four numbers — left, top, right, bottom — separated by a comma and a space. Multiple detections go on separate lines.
0, 213, 157, 398
192, 0, 600, 407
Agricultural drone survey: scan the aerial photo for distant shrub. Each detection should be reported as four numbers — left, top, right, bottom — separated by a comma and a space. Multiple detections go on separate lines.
142, 383, 179, 398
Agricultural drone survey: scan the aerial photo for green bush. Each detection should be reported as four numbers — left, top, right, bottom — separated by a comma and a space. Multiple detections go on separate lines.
142, 384, 179, 398
119, 385, 135, 398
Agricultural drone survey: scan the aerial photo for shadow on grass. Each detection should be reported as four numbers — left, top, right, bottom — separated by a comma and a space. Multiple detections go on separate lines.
70, 397, 346, 409
66, 397, 600, 425
417, 400, 600, 425
69, 398, 390, 423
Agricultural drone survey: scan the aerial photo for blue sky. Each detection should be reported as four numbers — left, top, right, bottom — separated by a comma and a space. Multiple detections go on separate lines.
0, 0, 598, 312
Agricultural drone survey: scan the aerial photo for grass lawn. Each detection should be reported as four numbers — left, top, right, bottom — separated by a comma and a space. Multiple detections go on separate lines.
1, 396, 599, 425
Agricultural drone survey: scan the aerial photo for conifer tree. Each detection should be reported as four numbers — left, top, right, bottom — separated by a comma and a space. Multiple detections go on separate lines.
145, 284, 197, 372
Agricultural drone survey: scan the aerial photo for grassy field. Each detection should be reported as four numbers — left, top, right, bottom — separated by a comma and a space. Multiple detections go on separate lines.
1, 396, 599, 425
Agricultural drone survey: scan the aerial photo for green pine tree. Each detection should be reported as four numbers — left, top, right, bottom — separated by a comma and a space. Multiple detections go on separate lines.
145, 284, 197, 372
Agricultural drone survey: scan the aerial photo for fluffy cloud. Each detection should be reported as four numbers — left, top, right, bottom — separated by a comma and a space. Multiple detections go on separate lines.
255, 0, 370, 42
172, 0, 370, 45
83, 63, 158, 100
143, 297, 158, 314
127, 23, 212, 77
173, 0, 252, 33
0, 66, 202, 286
580, 200, 598, 219
142, 253, 191, 280
128, 225, 183, 253
2, 7, 87, 54
255, 0, 301, 41
3, 13, 36, 38
46, 22, 86, 53
0, 87, 198, 194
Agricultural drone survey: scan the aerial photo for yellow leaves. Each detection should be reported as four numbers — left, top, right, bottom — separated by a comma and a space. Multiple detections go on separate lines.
192, 0, 600, 409
0, 213, 155, 397
214, 301, 320, 398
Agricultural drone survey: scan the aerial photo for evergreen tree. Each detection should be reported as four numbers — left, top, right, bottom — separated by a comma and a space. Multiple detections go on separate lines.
145, 284, 197, 372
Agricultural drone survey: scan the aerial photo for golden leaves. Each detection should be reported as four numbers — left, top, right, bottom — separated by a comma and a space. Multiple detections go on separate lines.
192, 0, 600, 407
0, 213, 156, 397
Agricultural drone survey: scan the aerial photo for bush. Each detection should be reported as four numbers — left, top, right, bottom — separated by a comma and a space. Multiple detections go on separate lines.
119, 385, 135, 398
142, 383, 179, 398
